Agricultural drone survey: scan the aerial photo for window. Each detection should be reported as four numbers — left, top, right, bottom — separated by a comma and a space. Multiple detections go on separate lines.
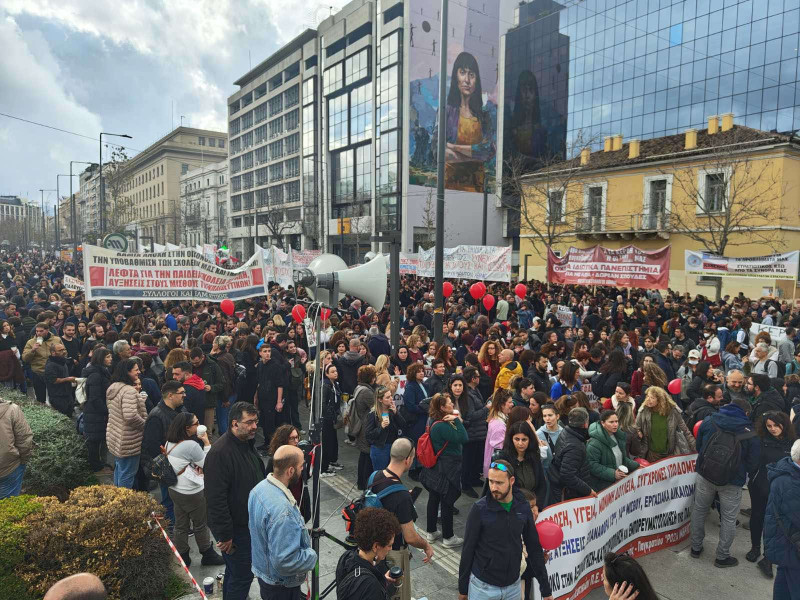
323, 62, 344, 95
355, 144, 371, 200
303, 105, 316, 155
256, 166, 268, 185
284, 85, 299, 109
232, 195, 242, 211
269, 162, 284, 182
377, 130, 398, 194
255, 146, 268, 165
285, 180, 301, 203
332, 149, 354, 202
218, 139, 225, 148
269, 95, 283, 117
704, 173, 726, 213
230, 118, 240, 135
303, 77, 315, 106
583, 183, 606, 231
269, 73, 283, 91
198, 136, 206, 146
208, 138, 216, 147
378, 64, 399, 131
642, 176, 671, 229
242, 151, 254, 170
284, 61, 300, 82
285, 109, 299, 131
285, 157, 300, 178
269, 139, 283, 161
232, 176, 242, 192
346, 48, 370, 86
233, 217, 242, 227
269, 116, 284, 139
230, 137, 241, 154
285, 133, 300, 155
255, 124, 267, 144
254, 83, 267, 100
241, 111, 253, 130
269, 184, 284, 204
256, 189, 268, 207
255, 104, 268, 124
350, 82, 373, 143
547, 190, 565, 222
230, 156, 241, 174
241, 131, 253, 149
181, 163, 189, 175
383, 2, 402, 23
328, 94, 348, 150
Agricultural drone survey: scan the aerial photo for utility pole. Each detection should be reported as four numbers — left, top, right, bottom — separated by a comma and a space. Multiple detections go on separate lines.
39, 188, 56, 252
70, 161, 95, 256
99, 132, 132, 237
433, 0, 448, 345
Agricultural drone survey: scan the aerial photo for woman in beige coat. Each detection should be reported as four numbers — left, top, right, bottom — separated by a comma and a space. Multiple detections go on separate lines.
106, 358, 146, 488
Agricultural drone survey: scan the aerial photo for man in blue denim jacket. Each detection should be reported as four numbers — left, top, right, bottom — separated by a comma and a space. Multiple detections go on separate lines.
248, 444, 317, 600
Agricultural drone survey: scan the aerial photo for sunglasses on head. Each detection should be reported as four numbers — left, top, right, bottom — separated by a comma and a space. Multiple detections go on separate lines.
490, 462, 511, 473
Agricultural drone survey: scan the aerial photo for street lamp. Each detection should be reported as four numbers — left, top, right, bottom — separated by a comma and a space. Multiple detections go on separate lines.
57, 174, 77, 251
99, 132, 132, 238
69, 161, 97, 255
38, 188, 56, 252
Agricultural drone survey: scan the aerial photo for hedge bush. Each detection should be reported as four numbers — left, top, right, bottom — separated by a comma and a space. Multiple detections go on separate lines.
10, 485, 172, 600
0, 495, 41, 600
3, 390, 94, 499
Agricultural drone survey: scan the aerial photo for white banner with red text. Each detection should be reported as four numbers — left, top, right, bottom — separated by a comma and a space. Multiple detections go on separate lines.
82, 244, 267, 301
63, 275, 84, 292
534, 454, 698, 600
262, 246, 323, 289
398, 245, 512, 282
684, 250, 799, 280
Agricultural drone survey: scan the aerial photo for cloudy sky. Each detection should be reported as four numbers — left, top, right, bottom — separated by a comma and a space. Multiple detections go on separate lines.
0, 0, 346, 213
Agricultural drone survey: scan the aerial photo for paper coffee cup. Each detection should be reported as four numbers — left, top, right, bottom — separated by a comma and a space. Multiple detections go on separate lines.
203, 577, 214, 594
618, 465, 629, 474
36, 337, 43, 344
197, 425, 207, 436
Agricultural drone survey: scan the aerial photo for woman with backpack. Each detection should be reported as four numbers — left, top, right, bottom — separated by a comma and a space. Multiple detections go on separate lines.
351, 365, 377, 490
364, 385, 406, 472
419, 392, 468, 548
745, 411, 796, 577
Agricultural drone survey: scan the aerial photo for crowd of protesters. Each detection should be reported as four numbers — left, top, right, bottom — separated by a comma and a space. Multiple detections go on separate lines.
2, 249, 800, 599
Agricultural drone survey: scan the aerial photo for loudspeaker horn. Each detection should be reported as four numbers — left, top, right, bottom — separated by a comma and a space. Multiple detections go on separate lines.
335, 253, 388, 310
304, 254, 348, 307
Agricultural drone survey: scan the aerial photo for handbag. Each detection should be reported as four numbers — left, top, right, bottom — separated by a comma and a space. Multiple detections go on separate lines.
149, 441, 189, 487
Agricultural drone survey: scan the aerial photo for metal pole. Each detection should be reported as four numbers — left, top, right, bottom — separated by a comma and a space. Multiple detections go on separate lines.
99, 133, 104, 237
56, 177, 60, 250
390, 239, 400, 349
70, 163, 77, 255
433, 0, 449, 345
40, 190, 46, 251
482, 187, 488, 245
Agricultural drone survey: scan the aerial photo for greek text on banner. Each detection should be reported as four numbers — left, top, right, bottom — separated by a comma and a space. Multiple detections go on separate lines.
534, 454, 697, 600
684, 250, 800, 280
82, 245, 268, 302
547, 245, 671, 290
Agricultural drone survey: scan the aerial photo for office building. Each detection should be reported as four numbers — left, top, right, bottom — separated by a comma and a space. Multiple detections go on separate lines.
0, 196, 40, 249
122, 126, 227, 246
179, 160, 229, 247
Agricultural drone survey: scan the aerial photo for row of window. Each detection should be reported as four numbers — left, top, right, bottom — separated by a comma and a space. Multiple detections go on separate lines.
231, 157, 300, 191
230, 181, 301, 212
229, 85, 299, 139
231, 207, 302, 229
229, 62, 300, 114
129, 181, 164, 205
127, 164, 164, 192
197, 137, 225, 148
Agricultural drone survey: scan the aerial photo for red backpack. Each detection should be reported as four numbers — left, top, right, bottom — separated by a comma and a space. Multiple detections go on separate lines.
416, 421, 449, 468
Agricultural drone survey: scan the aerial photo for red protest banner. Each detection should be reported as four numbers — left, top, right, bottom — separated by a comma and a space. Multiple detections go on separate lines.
547, 245, 671, 289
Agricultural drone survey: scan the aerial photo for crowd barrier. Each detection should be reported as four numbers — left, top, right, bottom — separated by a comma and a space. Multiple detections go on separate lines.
534, 454, 699, 600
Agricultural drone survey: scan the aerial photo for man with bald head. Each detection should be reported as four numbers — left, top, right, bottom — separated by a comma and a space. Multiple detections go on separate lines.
495, 348, 523, 392
43, 573, 106, 600
249, 444, 317, 600
44, 342, 76, 417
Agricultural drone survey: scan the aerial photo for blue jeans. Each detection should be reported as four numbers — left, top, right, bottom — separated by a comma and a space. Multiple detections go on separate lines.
160, 483, 175, 526
370, 444, 391, 472
468, 573, 521, 600
217, 395, 235, 435
222, 527, 253, 600
774, 566, 800, 600
113, 454, 140, 489
0, 463, 26, 499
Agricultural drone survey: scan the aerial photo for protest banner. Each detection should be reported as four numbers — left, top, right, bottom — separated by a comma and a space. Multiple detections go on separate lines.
555, 305, 573, 327
63, 275, 84, 291
262, 246, 295, 289
399, 253, 419, 275
749, 322, 786, 348
415, 245, 512, 282
685, 250, 800, 280
547, 245, 671, 290
202, 244, 216, 263
60, 250, 73, 262
293, 249, 322, 268
534, 454, 698, 600
82, 245, 267, 301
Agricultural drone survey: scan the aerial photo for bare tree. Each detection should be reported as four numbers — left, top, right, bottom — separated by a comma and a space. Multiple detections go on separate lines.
418, 188, 436, 250
260, 209, 297, 251
104, 148, 134, 234
501, 130, 602, 260
349, 200, 373, 261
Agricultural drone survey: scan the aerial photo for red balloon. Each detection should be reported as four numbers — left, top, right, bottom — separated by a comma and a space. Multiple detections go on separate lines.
291, 304, 307, 323
442, 281, 453, 298
536, 519, 564, 551
482, 294, 495, 311
220, 299, 234, 316
634, 457, 651, 468
320, 308, 332, 320
515, 283, 527, 299
476, 281, 486, 297
469, 283, 482, 300
693, 420, 702, 439
667, 378, 682, 395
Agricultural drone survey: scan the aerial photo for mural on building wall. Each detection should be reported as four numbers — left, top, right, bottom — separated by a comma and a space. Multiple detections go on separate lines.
408, 0, 500, 193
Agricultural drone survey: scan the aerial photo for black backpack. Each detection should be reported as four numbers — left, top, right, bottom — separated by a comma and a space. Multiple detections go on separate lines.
696, 423, 756, 486
149, 442, 190, 487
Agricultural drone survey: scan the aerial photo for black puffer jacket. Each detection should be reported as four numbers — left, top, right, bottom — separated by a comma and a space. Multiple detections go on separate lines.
335, 548, 390, 600
547, 425, 592, 504
752, 388, 788, 424
456, 388, 488, 442
81, 363, 110, 441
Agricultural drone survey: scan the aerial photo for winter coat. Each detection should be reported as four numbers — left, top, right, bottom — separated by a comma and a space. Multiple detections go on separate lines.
456, 388, 488, 443
495, 448, 548, 508
335, 548, 390, 600
586, 421, 639, 491
44, 355, 73, 417
194, 355, 226, 409
420, 419, 468, 506
81, 364, 111, 442
764, 456, 800, 569
687, 374, 713, 403
141, 401, 184, 462
494, 361, 522, 393
213, 351, 237, 399
547, 425, 592, 503
21, 333, 62, 374
352, 384, 375, 454
106, 382, 146, 458
684, 398, 719, 432
364, 409, 406, 450
750, 434, 792, 495
335, 351, 366, 395
367, 334, 392, 361
0, 400, 33, 478
402, 379, 429, 440
483, 417, 507, 476
600, 370, 627, 399
635, 404, 696, 460
752, 388, 788, 425
696, 404, 760, 487
721, 351, 743, 374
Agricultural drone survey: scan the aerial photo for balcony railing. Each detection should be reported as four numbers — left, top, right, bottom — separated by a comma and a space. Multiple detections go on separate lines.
573, 212, 672, 239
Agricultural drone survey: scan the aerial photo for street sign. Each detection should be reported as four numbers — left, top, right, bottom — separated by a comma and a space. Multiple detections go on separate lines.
102, 233, 128, 252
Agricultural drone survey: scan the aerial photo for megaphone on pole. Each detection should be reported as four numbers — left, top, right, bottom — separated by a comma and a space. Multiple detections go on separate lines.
296, 252, 388, 310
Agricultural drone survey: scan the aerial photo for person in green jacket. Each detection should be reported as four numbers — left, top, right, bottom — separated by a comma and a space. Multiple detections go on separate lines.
586, 409, 639, 492
419, 392, 468, 548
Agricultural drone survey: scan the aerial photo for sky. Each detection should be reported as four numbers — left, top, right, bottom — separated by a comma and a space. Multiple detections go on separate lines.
0, 0, 347, 213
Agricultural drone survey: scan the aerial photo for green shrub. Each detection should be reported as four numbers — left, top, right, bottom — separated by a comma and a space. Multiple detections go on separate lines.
16, 485, 172, 600
4, 390, 93, 499
0, 495, 42, 600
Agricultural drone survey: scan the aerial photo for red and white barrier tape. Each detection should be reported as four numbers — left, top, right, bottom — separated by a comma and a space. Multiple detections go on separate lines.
150, 512, 208, 599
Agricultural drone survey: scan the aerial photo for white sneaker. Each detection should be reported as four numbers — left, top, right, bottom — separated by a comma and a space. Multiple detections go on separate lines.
442, 535, 463, 548
423, 530, 441, 543
319, 469, 336, 478
330, 462, 345, 470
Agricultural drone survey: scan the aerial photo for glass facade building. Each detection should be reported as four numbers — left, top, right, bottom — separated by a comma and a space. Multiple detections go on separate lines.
509, 0, 800, 157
